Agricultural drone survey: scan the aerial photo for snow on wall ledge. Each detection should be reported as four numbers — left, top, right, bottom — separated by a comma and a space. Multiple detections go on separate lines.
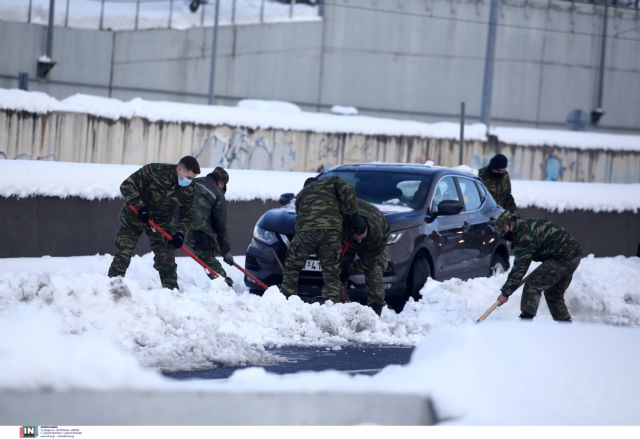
2, 88, 640, 151
1, 160, 639, 213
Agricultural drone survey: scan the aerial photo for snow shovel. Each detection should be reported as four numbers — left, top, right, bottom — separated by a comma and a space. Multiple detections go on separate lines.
215, 250, 269, 291
128, 205, 222, 280
475, 272, 534, 324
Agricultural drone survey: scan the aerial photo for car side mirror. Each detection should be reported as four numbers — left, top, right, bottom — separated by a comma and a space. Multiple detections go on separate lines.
278, 193, 295, 206
437, 200, 464, 216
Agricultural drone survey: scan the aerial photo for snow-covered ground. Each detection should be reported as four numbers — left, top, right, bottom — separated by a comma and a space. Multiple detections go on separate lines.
1, 252, 639, 424
1, 130, 640, 425
1, 159, 640, 213
0, 0, 320, 31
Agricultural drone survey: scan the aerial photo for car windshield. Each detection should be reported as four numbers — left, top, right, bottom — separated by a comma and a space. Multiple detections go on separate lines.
319, 170, 434, 211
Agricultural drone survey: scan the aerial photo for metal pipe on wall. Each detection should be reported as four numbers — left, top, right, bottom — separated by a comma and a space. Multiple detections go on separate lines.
46, 0, 55, 58
593, 2, 609, 125
99, 0, 105, 30
480, 0, 499, 130
135, 0, 141, 30
168, 0, 174, 28
290, 0, 296, 18
231, 0, 236, 24
207, 0, 220, 105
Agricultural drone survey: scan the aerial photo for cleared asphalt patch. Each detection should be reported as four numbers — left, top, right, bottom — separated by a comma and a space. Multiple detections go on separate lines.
163, 344, 415, 380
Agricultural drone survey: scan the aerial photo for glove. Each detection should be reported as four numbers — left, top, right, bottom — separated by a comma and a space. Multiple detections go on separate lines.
137, 206, 150, 224
339, 267, 350, 283
222, 251, 234, 266
169, 233, 184, 249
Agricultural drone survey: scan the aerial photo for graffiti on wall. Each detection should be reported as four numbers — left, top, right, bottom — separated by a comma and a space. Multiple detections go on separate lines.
544, 154, 565, 181
192, 127, 296, 171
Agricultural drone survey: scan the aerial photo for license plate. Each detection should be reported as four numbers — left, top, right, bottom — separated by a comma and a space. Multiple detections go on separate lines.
304, 259, 322, 272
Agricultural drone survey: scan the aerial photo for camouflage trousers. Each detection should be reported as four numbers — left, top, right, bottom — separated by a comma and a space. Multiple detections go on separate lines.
521, 256, 581, 321
281, 229, 342, 302
107, 208, 179, 290
344, 251, 387, 307
187, 230, 233, 287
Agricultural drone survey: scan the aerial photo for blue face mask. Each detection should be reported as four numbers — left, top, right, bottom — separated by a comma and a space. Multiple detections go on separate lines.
178, 178, 192, 187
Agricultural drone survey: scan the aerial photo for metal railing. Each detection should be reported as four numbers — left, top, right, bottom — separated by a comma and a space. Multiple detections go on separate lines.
17, 0, 321, 31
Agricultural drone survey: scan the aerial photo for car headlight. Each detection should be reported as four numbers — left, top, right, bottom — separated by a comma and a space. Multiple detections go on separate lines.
387, 231, 404, 245
253, 225, 278, 245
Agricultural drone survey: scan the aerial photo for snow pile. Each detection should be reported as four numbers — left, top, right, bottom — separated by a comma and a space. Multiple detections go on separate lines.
2, 88, 640, 150
0, 306, 168, 390
2, 159, 640, 213
1, 254, 638, 376
237, 99, 302, 113
406, 321, 640, 424
512, 180, 640, 213
0, 160, 314, 202
1, 253, 639, 424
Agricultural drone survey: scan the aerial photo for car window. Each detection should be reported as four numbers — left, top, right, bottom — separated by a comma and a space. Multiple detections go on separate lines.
475, 180, 488, 203
430, 176, 459, 211
319, 170, 433, 211
457, 177, 482, 211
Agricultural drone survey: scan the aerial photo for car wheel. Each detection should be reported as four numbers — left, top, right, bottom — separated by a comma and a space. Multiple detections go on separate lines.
387, 255, 431, 313
249, 287, 265, 296
408, 254, 431, 301
490, 253, 508, 276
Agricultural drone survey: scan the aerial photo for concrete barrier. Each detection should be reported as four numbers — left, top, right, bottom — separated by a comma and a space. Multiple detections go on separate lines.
0, 196, 637, 258
0, 391, 438, 425
0, 197, 279, 258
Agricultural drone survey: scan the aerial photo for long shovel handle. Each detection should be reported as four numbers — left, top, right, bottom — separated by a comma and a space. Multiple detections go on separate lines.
476, 302, 500, 323
476, 272, 534, 323
128, 205, 221, 280
211, 249, 269, 290
229, 258, 270, 291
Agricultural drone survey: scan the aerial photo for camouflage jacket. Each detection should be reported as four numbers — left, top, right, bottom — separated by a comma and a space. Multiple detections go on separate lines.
343, 200, 390, 269
295, 176, 358, 233
191, 175, 231, 254
344, 200, 391, 257
120, 163, 195, 236
478, 166, 518, 212
501, 218, 582, 296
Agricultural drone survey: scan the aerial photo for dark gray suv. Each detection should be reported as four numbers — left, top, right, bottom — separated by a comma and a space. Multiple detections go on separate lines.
244, 163, 510, 310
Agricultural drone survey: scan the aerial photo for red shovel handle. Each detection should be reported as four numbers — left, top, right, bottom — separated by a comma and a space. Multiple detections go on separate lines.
128, 205, 221, 279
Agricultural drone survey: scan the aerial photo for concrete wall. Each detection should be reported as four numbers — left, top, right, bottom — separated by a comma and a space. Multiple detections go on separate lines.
2, 109, 640, 182
0, 197, 279, 258
1, 196, 638, 258
1, 0, 639, 133
0, 391, 437, 425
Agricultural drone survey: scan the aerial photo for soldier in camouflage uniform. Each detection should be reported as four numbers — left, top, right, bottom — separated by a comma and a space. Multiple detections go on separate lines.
107, 156, 201, 290
495, 211, 582, 321
340, 199, 391, 315
280, 176, 359, 303
187, 166, 235, 287
478, 153, 518, 213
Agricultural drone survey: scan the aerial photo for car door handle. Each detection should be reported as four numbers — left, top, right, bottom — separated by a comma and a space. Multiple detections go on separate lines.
463, 221, 471, 232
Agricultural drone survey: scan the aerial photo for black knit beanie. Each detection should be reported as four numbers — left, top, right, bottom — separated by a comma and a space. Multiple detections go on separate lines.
489, 154, 508, 170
